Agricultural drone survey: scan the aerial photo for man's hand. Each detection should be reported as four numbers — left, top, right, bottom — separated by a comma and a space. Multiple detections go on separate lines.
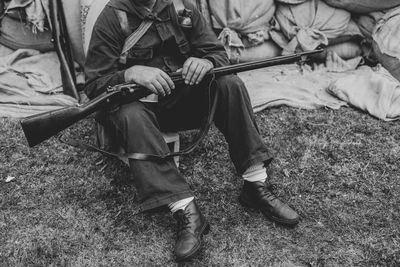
124, 65, 175, 96
182, 57, 214, 85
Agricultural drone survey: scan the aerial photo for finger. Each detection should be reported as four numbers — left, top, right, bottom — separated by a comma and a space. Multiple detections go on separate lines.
152, 80, 166, 96
185, 61, 199, 85
190, 64, 204, 85
159, 71, 175, 90
195, 66, 209, 85
146, 83, 158, 95
196, 62, 213, 84
182, 58, 193, 81
156, 75, 172, 95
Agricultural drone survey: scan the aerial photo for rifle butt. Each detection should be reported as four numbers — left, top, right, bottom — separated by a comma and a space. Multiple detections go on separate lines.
19, 88, 148, 147
20, 105, 87, 147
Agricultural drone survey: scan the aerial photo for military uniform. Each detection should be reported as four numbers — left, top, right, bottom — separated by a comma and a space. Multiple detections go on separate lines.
84, 0, 272, 212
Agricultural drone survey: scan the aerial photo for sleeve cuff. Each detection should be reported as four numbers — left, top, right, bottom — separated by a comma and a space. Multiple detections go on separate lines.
116, 70, 126, 84
203, 56, 217, 67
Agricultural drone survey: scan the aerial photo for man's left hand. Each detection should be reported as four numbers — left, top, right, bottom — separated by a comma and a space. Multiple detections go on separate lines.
181, 57, 214, 85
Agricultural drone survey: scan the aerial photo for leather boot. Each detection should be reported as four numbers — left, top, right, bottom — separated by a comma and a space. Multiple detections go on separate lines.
173, 200, 210, 262
240, 180, 299, 226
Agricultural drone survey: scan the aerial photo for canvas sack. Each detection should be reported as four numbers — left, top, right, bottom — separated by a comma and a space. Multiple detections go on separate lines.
324, 0, 400, 14
270, 0, 361, 55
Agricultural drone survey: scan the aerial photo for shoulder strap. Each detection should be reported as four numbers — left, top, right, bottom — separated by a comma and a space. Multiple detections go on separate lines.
84, 0, 186, 58
118, 0, 186, 64
117, 9, 153, 64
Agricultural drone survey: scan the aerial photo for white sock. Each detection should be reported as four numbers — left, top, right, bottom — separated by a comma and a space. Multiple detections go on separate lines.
168, 197, 194, 213
242, 163, 267, 183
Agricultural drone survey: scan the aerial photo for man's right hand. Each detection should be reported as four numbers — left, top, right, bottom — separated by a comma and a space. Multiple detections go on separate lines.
124, 65, 175, 96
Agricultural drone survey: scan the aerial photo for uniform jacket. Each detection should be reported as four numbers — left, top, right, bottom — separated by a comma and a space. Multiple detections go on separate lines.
84, 0, 229, 99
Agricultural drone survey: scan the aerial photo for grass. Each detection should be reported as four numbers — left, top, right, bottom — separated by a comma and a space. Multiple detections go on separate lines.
0, 106, 399, 266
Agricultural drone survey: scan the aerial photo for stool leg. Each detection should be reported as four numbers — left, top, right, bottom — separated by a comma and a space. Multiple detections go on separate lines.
173, 137, 180, 167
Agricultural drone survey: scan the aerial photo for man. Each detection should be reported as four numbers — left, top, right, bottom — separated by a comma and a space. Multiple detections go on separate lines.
84, 0, 299, 262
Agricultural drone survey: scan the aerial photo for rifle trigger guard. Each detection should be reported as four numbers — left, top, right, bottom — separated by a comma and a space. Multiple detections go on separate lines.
120, 86, 134, 95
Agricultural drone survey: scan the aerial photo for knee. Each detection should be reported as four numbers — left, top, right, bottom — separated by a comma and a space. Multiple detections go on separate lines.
215, 74, 248, 96
113, 101, 155, 131
117, 101, 146, 120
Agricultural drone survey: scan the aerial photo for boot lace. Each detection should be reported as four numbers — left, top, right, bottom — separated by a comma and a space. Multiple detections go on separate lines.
175, 210, 191, 235
259, 183, 278, 202
267, 183, 278, 194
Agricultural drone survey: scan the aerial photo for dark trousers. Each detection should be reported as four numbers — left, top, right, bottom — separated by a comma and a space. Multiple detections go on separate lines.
103, 75, 272, 211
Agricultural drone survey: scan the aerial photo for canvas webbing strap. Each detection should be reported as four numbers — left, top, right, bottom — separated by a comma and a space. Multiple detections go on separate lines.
118, 16, 153, 64
84, 0, 187, 56
118, 0, 186, 64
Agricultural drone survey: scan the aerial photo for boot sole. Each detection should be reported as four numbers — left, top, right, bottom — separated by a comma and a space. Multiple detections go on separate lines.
175, 221, 210, 262
239, 196, 299, 227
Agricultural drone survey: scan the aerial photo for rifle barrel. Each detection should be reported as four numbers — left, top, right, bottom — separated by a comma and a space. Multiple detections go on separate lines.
20, 49, 323, 147
211, 49, 323, 77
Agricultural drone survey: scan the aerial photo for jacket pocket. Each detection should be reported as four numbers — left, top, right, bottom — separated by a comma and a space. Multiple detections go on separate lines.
178, 40, 191, 56
127, 48, 153, 60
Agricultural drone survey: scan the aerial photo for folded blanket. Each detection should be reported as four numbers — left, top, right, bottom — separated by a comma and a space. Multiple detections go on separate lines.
328, 65, 400, 121
0, 49, 77, 118
239, 63, 348, 112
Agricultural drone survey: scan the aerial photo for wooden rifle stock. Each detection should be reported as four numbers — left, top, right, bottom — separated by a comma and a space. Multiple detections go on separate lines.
21, 87, 151, 147
20, 49, 323, 147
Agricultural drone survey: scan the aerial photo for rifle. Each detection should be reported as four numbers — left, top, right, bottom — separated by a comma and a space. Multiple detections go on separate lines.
20, 49, 323, 147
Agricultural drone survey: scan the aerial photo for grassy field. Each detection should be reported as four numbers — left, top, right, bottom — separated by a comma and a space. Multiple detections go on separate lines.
0, 106, 399, 266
